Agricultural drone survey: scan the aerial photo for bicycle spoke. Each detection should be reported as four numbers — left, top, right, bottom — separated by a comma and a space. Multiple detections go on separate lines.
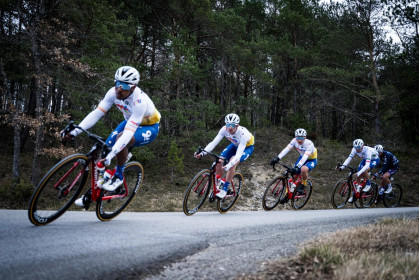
96, 162, 143, 221
331, 178, 350, 209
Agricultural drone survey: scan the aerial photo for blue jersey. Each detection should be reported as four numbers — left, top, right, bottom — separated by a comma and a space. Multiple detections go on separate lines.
378, 151, 399, 175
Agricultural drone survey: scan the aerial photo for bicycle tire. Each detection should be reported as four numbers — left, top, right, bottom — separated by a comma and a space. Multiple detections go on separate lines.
360, 182, 378, 208
217, 173, 243, 214
262, 176, 286, 211
383, 183, 402, 208
96, 161, 144, 221
183, 169, 211, 216
28, 154, 89, 226
331, 178, 351, 209
291, 179, 313, 210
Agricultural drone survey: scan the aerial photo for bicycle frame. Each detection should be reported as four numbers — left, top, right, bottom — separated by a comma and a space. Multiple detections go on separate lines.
193, 148, 239, 201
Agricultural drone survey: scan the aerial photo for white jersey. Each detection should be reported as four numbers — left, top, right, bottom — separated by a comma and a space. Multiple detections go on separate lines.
277, 138, 317, 168
73, 86, 160, 163
342, 146, 378, 176
204, 126, 254, 166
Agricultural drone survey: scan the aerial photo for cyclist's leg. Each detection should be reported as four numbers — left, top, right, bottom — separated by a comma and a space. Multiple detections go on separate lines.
220, 144, 237, 182
223, 145, 254, 183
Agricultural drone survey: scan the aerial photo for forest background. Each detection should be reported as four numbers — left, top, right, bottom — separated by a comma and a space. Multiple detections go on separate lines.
0, 0, 418, 209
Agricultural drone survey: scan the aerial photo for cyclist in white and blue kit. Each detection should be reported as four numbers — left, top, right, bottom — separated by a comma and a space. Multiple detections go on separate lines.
194, 114, 254, 199
339, 139, 379, 203
63, 66, 161, 207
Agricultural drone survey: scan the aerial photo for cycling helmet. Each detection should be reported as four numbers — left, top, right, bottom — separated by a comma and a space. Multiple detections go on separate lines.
375, 144, 383, 153
225, 113, 240, 125
295, 128, 307, 137
114, 66, 140, 85
353, 139, 364, 148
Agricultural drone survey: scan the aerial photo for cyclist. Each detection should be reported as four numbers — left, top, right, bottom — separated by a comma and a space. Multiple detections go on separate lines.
339, 139, 379, 203
194, 113, 254, 199
373, 144, 399, 195
62, 66, 161, 206
270, 128, 317, 204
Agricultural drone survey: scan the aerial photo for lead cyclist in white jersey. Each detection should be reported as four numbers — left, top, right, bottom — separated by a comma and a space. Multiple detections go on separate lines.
339, 139, 379, 203
194, 113, 254, 199
270, 128, 317, 203
62, 66, 161, 206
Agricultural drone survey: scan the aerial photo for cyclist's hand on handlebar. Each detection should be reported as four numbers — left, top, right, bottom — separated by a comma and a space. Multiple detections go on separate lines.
194, 152, 204, 159
290, 167, 299, 175
270, 157, 279, 166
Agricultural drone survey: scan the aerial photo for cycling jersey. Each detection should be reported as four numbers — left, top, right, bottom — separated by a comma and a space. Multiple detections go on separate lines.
277, 138, 317, 168
343, 146, 379, 176
204, 126, 254, 168
72, 86, 160, 163
378, 150, 399, 175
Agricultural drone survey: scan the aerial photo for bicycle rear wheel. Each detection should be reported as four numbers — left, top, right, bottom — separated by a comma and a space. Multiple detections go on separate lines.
383, 183, 402, 208
217, 173, 243, 213
28, 154, 89, 226
291, 179, 313, 210
96, 162, 144, 221
183, 169, 211, 215
331, 178, 351, 209
360, 182, 378, 208
262, 176, 286, 211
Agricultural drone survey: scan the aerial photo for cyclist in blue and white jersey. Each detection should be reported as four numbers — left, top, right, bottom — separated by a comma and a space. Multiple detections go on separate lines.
373, 145, 399, 195
339, 139, 379, 203
194, 113, 254, 199
270, 128, 317, 203
62, 66, 161, 206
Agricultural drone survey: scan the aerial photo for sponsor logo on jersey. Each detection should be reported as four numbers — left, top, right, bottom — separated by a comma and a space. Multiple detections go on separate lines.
116, 104, 130, 114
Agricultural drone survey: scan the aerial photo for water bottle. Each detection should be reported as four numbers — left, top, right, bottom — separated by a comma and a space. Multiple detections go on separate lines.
218, 178, 226, 190
354, 181, 361, 193
96, 161, 105, 187
288, 179, 296, 192
216, 174, 221, 187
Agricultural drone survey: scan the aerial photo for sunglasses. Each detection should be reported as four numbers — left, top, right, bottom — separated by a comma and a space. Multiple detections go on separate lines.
115, 81, 134, 90
296, 136, 305, 140
226, 123, 237, 128
355, 146, 362, 150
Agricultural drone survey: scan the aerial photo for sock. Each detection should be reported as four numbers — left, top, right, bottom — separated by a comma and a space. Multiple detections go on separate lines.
301, 179, 307, 186
115, 165, 125, 179
223, 181, 230, 192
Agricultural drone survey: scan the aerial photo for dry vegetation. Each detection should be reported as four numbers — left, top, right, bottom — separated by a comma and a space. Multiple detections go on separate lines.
237, 217, 419, 280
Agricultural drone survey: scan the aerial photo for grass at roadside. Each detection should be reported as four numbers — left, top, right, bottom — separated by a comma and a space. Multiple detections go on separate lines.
237, 217, 419, 280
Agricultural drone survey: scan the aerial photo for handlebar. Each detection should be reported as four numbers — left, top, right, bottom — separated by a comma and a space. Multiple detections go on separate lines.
61, 121, 111, 155
272, 162, 292, 171
195, 146, 229, 165
336, 163, 357, 174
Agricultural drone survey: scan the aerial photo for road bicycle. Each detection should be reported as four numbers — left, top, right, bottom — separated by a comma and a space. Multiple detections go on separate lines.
331, 163, 378, 209
262, 162, 313, 211
372, 176, 402, 208
183, 147, 243, 215
28, 121, 144, 226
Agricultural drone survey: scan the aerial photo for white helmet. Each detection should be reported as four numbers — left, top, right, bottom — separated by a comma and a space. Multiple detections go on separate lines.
353, 139, 364, 148
225, 113, 240, 125
295, 128, 307, 137
375, 144, 383, 153
114, 66, 140, 85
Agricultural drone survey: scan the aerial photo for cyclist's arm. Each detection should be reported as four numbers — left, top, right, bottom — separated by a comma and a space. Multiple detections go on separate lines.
105, 98, 147, 163
225, 135, 249, 169
342, 148, 356, 167
277, 140, 294, 159
203, 128, 225, 154
296, 146, 314, 168
70, 89, 114, 136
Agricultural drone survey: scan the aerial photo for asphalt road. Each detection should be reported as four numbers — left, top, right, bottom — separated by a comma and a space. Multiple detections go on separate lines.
1, 207, 418, 280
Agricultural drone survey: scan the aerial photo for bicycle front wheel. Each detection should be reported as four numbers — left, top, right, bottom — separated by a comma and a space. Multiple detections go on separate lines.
217, 173, 243, 214
28, 154, 89, 226
360, 182, 378, 208
183, 169, 211, 215
383, 183, 402, 208
291, 179, 313, 210
96, 162, 144, 221
262, 176, 286, 211
331, 178, 351, 209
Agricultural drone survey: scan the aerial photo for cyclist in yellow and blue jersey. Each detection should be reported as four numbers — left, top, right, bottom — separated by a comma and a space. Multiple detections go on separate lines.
62, 66, 160, 206
270, 128, 317, 203
194, 114, 254, 199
